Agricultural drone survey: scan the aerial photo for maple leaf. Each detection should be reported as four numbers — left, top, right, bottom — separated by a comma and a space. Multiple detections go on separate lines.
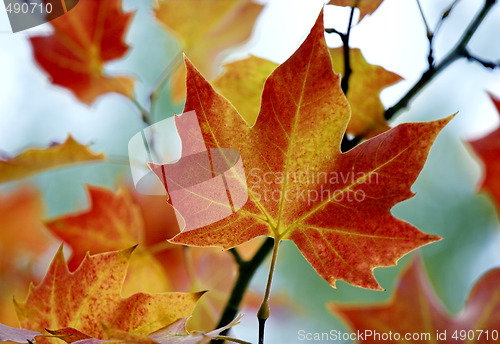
328, 0, 384, 21
0, 187, 52, 273
0, 187, 55, 327
145, 314, 243, 344
14, 247, 203, 344
29, 0, 134, 105
329, 257, 500, 343
212, 55, 279, 127
45, 186, 143, 270
52, 314, 245, 344
468, 93, 500, 214
154, 0, 263, 102
44, 184, 261, 331
46, 327, 92, 343
211, 50, 402, 139
330, 47, 402, 138
127, 188, 187, 291
0, 136, 104, 184
156, 10, 450, 290
45, 185, 171, 295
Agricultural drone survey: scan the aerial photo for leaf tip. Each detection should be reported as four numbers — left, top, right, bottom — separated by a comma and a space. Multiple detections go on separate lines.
194, 290, 208, 300
122, 245, 138, 258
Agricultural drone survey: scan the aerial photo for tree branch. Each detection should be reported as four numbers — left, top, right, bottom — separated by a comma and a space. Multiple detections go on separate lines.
340, 4, 357, 94
463, 50, 500, 69
384, 0, 498, 121
326, 1, 360, 152
229, 247, 244, 266
416, 0, 435, 68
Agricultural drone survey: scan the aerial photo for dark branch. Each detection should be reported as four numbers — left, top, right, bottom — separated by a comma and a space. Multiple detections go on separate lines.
384, 0, 498, 121
229, 247, 244, 266
340, 5, 357, 94
463, 50, 500, 69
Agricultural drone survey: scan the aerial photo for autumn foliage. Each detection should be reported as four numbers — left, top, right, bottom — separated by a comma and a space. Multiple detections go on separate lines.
1, 1, 499, 344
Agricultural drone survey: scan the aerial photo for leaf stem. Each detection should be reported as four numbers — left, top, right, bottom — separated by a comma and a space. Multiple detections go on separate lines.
211, 237, 275, 344
257, 238, 280, 344
128, 96, 152, 125
146, 241, 176, 255
384, 0, 498, 121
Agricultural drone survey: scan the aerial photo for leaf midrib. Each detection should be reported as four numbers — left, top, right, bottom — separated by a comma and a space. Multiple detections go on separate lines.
275, 40, 315, 236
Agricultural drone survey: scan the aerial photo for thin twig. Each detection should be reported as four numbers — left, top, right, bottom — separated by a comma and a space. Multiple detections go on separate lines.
384, 0, 498, 121
416, 0, 432, 37
463, 51, 500, 69
435, 0, 461, 35
150, 51, 184, 105
416, 0, 435, 67
128, 96, 152, 125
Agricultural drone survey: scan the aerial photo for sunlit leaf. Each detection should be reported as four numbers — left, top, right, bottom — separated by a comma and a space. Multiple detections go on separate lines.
328, 0, 384, 21
213, 55, 278, 127
66, 314, 244, 344
152, 10, 449, 290
0, 187, 52, 271
0, 137, 104, 184
330, 47, 402, 138
14, 247, 203, 344
154, 0, 263, 102
468, 93, 500, 214
45, 185, 170, 295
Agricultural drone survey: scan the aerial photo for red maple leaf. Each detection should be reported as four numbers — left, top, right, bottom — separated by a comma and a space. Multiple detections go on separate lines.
151, 10, 450, 290
30, 0, 134, 104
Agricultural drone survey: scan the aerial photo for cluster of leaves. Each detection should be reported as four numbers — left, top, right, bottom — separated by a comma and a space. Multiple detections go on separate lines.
1, 0, 499, 344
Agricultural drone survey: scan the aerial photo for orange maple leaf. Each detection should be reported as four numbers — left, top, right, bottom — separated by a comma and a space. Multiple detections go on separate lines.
329, 257, 500, 343
45, 185, 171, 295
0, 187, 52, 273
468, 93, 500, 214
47, 314, 244, 344
328, 0, 384, 21
151, 10, 451, 290
14, 247, 203, 344
154, 0, 263, 103
44, 185, 263, 331
29, 0, 134, 105
330, 47, 403, 138
0, 136, 104, 184
0, 187, 54, 327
